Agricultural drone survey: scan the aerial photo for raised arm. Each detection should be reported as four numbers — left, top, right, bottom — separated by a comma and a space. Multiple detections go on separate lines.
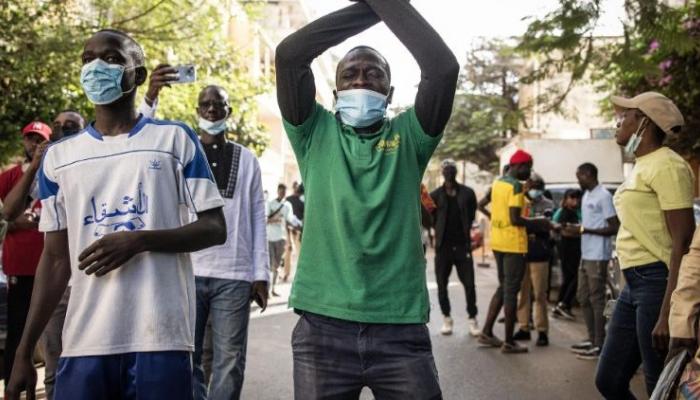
275, 2, 380, 125
363, 0, 459, 136
2, 142, 47, 221
6, 230, 71, 400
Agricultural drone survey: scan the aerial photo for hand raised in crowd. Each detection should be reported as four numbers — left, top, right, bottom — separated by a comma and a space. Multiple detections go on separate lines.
77, 231, 145, 276
5, 351, 38, 400
251, 281, 269, 312
145, 64, 178, 106
29, 141, 49, 172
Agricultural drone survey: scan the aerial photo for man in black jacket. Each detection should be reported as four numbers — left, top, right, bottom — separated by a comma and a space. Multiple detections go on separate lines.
431, 159, 479, 337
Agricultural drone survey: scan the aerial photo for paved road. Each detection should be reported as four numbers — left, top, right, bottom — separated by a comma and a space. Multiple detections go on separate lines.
0, 252, 646, 400
244, 251, 646, 400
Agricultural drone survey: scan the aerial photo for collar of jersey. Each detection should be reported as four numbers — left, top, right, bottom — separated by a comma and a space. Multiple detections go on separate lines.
86, 114, 149, 141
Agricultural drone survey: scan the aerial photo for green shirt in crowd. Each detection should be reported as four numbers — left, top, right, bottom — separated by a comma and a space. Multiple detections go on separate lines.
283, 102, 442, 324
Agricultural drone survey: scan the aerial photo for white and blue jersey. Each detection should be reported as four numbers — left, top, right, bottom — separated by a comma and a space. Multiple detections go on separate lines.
38, 116, 223, 357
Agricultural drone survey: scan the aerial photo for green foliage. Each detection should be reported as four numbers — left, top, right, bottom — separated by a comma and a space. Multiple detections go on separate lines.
435, 40, 523, 172
0, 0, 270, 165
517, 0, 700, 156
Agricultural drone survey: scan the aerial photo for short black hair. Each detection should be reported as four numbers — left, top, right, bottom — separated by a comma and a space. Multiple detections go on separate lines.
57, 109, 85, 121
199, 85, 229, 100
577, 162, 598, 179
278, 183, 287, 190
297, 183, 304, 194
564, 188, 583, 199
95, 29, 145, 67
338, 45, 391, 81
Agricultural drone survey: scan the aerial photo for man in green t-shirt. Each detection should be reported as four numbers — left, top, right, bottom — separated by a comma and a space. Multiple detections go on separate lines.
275, 0, 458, 398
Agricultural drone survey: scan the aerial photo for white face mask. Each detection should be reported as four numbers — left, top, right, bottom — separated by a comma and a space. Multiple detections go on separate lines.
198, 114, 228, 136
624, 117, 648, 156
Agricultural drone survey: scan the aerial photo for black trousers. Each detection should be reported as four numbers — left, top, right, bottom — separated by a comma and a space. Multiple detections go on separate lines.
557, 241, 581, 309
4, 275, 34, 385
435, 243, 477, 318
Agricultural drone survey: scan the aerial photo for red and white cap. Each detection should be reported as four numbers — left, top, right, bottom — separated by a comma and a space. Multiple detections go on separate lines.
22, 121, 52, 141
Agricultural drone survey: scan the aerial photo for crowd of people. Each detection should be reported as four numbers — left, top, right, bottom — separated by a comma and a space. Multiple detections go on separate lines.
1, 0, 700, 399
428, 90, 699, 398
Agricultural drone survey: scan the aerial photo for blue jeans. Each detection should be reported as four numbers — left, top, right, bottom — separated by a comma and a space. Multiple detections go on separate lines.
54, 351, 193, 400
596, 262, 668, 399
292, 311, 442, 400
193, 277, 252, 400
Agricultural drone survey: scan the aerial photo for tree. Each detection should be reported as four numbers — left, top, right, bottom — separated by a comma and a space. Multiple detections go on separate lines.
435, 40, 524, 172
517, 0, 700, 156
0, 0, 270, 165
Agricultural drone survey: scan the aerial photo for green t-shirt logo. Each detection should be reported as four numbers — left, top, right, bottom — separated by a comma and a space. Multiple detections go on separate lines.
376, 134, 401, 154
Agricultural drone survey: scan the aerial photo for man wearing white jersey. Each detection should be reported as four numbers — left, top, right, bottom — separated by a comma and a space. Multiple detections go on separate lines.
5, 29, 226, 400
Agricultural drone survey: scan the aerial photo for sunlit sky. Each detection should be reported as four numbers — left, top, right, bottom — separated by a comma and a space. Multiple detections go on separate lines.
305, 0, 626, 106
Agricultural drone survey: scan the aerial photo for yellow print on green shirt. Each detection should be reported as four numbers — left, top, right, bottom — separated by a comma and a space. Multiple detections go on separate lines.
376, 134, 400, 154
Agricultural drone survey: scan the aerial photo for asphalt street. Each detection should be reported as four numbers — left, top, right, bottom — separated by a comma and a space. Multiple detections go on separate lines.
244, 250, 647, 400
0, 250, 646, 400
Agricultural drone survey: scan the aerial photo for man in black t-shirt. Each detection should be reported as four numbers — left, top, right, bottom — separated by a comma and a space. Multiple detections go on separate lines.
430, 159, 479, 337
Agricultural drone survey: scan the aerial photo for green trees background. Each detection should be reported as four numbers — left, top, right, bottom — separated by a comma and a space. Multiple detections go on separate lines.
517, 0, 700, 157
0, 0, 270, 163
439, 1, 700, 172
435, 40, 523, 172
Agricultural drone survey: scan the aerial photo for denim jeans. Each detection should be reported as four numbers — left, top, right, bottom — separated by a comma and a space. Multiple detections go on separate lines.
596, 262, 668, 399
193, 277, 252, 400
292, 312, 442, 400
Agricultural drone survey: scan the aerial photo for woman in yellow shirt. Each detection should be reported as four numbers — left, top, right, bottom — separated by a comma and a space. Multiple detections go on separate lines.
595, 92, 695, 399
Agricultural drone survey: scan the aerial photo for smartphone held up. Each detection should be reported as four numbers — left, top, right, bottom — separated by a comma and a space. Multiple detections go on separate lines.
173, 64, 196, 84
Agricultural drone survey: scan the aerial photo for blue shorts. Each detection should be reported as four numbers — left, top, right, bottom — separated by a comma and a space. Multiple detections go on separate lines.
54, 351, 193, 400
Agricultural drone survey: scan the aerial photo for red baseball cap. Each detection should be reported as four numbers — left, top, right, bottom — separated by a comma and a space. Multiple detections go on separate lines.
22, 121, 52, 141
509, 149, 533, 165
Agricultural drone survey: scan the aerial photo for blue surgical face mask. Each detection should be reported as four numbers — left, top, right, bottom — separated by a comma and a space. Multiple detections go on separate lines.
528, 189, 543, 200
198, 115, 228, 135
624, 117, 648, 156
80, 59, 138, 105
335, 89, 388, 128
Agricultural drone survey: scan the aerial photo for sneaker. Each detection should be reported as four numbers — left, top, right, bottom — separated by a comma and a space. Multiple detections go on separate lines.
512, 329, 532, 341
570, 340, 593, 354
552, 308, 564, 319
468, 318, 481, 337
477, 333, 503, 348
501, 342, 529, 354
536, 332, 549, 347
440, 316, 454, 335
576, 347, 601, 360
556, 304, 575, 321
